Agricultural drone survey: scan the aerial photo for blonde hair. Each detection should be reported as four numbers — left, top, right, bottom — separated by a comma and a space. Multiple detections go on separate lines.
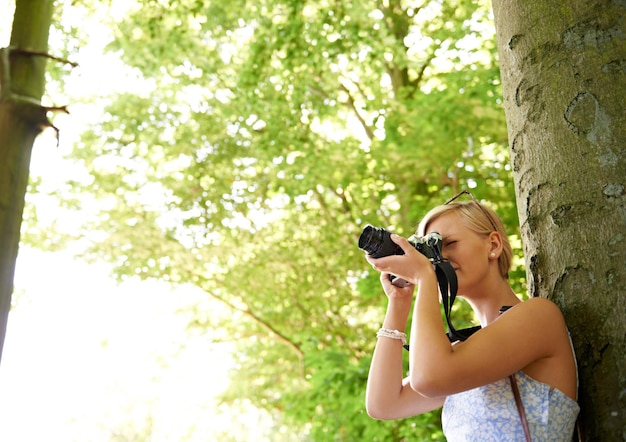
417, 201, 512, 279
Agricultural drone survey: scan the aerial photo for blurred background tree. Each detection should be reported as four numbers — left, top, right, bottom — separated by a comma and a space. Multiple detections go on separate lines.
0, 0, 56, 363
17, 0, 524, 440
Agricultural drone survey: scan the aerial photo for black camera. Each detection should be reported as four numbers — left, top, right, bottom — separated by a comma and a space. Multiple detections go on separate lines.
358, 225, 444, 287
359, 225, 477, 342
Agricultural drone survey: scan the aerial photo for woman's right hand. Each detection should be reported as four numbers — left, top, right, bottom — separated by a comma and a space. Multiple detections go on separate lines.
366, 271, 446, 420
379, 271, 416, 301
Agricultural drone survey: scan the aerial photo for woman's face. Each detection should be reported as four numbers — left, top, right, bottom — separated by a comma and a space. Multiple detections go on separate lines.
426, 211, 492, 293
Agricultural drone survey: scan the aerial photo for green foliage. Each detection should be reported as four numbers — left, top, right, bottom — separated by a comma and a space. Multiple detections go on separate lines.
281, 346, 445, 441
25, 0, 527, 439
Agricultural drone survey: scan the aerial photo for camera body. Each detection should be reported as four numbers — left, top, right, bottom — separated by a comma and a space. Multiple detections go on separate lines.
358, 225, 444, 287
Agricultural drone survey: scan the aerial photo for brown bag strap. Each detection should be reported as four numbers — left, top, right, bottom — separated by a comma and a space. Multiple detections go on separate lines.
510, 374, 532, 442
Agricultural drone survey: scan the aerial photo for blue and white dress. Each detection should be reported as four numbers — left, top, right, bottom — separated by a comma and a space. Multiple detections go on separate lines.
442, 371, 580, 441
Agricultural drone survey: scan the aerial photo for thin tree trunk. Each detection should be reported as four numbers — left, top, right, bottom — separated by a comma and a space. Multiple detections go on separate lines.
491, 1, 626, 440
0, 0, 55, 363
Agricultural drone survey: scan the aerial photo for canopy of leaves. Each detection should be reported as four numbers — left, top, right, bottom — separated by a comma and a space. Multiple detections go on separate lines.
25, 0, 525, 439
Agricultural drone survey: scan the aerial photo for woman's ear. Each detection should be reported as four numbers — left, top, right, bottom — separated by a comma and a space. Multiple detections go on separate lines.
488, 231, 503, 258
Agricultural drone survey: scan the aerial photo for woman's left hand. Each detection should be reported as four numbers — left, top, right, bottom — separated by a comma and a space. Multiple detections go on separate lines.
365, 234, 435, 285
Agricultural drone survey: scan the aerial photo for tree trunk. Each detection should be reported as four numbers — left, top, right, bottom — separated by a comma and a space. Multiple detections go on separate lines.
0, 0, 55, 363
491, 1, 626, 440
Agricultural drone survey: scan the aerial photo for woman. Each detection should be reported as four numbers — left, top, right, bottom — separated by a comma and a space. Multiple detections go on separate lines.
364, 192, 580, 441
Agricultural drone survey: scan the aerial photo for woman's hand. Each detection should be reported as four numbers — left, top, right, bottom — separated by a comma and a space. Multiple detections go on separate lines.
365, 234, 435, 287
364, 234, 448, 420
377, 271, 415, 301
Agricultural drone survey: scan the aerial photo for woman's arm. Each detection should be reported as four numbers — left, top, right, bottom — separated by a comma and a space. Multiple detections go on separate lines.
409, 295, 572, 398
365, 273, 445, 420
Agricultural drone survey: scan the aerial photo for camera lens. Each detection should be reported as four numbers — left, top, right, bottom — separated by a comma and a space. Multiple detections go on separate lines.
358, 225, 402, 258
358, 225, 381, 255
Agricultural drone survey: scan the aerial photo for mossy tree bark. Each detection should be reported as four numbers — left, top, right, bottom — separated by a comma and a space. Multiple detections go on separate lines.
492, 0, 626, 440
0, 0, 55, 363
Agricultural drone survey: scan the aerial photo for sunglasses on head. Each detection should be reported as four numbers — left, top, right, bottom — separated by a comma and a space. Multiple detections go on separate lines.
444, 190, 499, 232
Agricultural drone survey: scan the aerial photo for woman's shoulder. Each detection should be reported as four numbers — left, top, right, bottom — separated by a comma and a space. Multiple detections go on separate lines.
509, 296, 566, 322
507, 298, 578, 400
494, 297, 570, 344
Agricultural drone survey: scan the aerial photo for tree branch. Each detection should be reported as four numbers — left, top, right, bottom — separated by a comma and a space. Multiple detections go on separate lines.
339, 81, 375, 141
196, 274, 305, 367
1, 46, 73, 145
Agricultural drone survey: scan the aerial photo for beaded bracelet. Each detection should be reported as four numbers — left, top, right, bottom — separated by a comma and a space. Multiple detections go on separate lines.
376, 328, 407, 345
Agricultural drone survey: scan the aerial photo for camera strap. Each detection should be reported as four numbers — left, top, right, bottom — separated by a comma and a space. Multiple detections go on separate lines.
402, 261, 481, 350
434, 260, 481, 342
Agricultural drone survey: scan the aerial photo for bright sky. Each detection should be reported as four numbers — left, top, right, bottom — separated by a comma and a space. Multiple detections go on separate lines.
0, 2, 273, 440
0, 248, 237, 441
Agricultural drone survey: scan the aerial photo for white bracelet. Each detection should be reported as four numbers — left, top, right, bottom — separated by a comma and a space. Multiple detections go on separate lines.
376, 328, 407, 345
